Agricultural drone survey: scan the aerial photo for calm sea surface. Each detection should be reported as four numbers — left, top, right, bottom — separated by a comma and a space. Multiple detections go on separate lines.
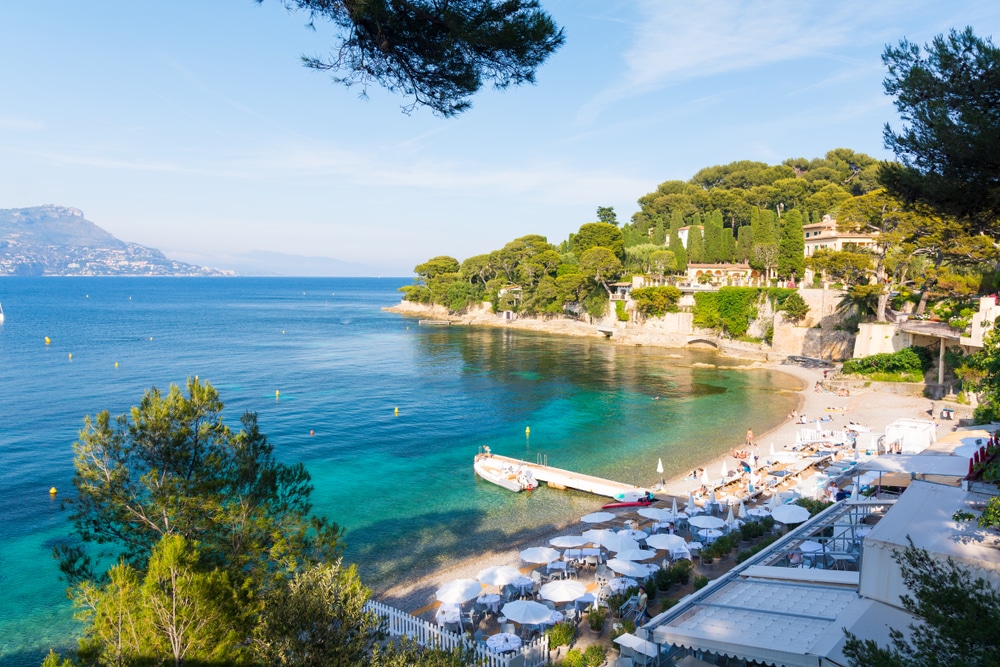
0, 277, 800, 664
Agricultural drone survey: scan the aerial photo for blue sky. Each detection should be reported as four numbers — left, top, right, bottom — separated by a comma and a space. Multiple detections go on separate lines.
1, 1, 998, 275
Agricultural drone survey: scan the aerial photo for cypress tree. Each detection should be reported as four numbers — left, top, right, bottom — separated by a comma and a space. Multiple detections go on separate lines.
736, 225, 753, 262
721, 226, 735, 263
669, 227, 688, 272
686, 224, 704, 264
777, 208, 805, 281
652, 216, 667, 246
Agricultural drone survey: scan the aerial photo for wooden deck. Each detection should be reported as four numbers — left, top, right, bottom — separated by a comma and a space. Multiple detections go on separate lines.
477, 453, 650, 500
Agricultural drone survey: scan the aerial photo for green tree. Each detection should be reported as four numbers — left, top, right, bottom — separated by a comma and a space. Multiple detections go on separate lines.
414, 255, 461, 280
630, 286, 682, 317
736, 225, 753, 263
685, 225, 705, 264
573, 222, 624, 260
806, 248, 874, 286
843, 542, 1000, 667
61, 378, 342, 586
253, 561, 385, 667
879, 28, 1000, 236
275, 0, 565, 117
781, 291, 809, 321
596, 206, 619, 226
777, 208, 805, 281
649, 249, 676, 275
579, 246, 623, 297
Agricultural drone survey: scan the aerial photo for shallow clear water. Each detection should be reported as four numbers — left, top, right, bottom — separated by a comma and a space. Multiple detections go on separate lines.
0, 277, 799, 665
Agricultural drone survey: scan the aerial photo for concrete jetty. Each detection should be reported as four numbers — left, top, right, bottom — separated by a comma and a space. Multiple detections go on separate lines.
478, 453, 650, 500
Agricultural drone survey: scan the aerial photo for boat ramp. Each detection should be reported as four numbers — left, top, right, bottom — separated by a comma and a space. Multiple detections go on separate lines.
477, 452, 650, 500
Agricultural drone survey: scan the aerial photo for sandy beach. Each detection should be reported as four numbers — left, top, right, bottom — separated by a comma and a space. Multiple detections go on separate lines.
373, 361, 942, 615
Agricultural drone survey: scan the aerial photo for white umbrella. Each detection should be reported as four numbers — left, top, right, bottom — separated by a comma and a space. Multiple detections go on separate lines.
767, 491, 783, 511
582, 528, 619, 548
519, 546, 561, 564
477, 565, 523, 588
614, 548, 657, 561
671, 496, 679, 520
771, 504, 810, 525
606, 558, 656, 578
436, 578, 483, 604
637, 507, 671, 522
700, 469, 710, 486
607, 535, 641, 553
688, 515, 725, 530
539, 579, 587, 603
770, 442, 776, 457
645, 533, 687, 551
738, 500, 748, 520
720, 460, 728, 479
725, 505, 737, 528
501, 600, 553, 625
708, 490, 717, 508
581, 511, 615, 524
657, 457, 664, 485
549, 535, 589, 548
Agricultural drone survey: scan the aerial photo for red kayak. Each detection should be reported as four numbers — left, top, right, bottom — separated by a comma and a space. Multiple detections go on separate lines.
602, 497, 655, 509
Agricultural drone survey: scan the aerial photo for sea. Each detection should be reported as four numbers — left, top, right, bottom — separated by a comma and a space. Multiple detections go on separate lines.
0, 277, 800, 665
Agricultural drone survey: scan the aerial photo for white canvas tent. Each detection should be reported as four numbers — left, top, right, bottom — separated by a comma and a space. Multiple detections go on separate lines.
859, 481, 1000, 608
883, 418, 937, 454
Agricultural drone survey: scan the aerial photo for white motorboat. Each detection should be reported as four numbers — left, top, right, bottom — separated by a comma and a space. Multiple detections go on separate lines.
0, 302, 4, 324
474, 453, 537, 492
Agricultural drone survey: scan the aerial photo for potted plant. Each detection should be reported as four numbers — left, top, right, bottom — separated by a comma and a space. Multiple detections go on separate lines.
670, 559, 693, 584
587, 606, 607, 637
655, 567, 674, 592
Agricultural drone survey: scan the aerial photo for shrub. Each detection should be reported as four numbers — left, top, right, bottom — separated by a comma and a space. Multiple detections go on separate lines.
615, 299, 630, 322
560, 648, 585, 667
583, 645, 607, 667
781, 291, 809, 321
631, 286, 682, 317
654, 567, 674, 591
693, 575, 710, 590
670, 559, 692, 583
586, 606, 606, 632
841, 346, 930, 377
546, 621, 575, 648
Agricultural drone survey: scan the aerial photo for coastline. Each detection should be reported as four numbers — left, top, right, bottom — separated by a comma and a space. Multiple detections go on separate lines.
371, 307, 942, 616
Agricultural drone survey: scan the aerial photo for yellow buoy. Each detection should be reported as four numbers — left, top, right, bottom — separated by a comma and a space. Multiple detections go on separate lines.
282, 330, 286, 335
275, 390, 280, 399
115, 361, 119, 368
525, 426, 531, 436
45, 336, 51, 345
49, 487, 57, 495
394, 407, 399, 415
68, 353, 72, 360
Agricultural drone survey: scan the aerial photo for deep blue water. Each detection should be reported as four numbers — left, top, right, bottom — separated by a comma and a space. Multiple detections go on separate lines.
0, 277, 799, 664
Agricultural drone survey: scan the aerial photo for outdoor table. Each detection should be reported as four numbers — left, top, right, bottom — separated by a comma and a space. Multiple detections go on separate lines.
608, 577, 637, 594
486, 632, 522, 654
573, 592, 596, 612
547, 560, 568, 577
618, 529, 649, 541
544, 611, 564, 627
747, 507, 770, 518
511, 576, 534, 596
477, 593, 501, 613
700, 528, 723, 543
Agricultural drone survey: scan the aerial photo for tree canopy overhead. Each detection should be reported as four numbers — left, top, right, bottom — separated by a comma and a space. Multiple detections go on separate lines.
879, 27, 1000, 236
269, 0, 565, 116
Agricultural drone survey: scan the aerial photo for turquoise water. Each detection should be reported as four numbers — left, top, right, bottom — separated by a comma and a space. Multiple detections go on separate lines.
0, 278, 799, 665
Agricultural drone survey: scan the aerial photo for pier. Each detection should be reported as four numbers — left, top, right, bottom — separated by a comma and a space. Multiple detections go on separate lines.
479, 453, 650, 500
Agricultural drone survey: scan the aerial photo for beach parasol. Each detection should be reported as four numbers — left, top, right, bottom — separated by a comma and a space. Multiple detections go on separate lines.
477, 565, 523, 588
725, 505, 737, 528
519, 546, 561, 564
767, 491, 783, 511
688, 515, 724, 530
501, 600, 553, 625
720, 460, 728, 479
708, 489, 717, 509
699, 469, 710, 486
657, 457, 664, 486
606, 535, 640, 554
436, 578, 483, 604
637, 507, 671, 522
738, 500, 748, 520
539, 579, 587, 603
771, 504, 810, 525
671, 496, 679, 520
770, 442, 776, 457
686, 490, 697, 513
581, 511, 615, 524
582, 528, 619, 548
606, 558, 656, 578
614, 548, 657, 562
645, 533, 687, 551
549, 535, 589, 548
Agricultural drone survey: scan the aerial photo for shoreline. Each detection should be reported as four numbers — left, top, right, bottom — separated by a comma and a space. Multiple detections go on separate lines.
370, 349, 941, 616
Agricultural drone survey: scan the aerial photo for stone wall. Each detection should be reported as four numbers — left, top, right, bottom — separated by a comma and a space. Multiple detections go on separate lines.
853, 322, 907, 358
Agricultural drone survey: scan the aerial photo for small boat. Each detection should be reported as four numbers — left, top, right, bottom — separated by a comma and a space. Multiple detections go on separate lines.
602, 490, 655, 509
474, 453, 537, 492
0, 302, 4, 324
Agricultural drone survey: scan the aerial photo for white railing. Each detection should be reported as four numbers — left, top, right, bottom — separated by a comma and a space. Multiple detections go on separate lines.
365, 600, 549, 667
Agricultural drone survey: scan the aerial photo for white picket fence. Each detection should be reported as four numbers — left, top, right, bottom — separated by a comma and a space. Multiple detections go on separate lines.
365, 600, 549, 667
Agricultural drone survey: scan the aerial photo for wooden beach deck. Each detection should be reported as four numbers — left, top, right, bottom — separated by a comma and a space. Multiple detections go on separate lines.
478, 453, 650, 500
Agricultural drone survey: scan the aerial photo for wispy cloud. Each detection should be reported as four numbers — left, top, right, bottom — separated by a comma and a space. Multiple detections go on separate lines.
577, 0, 910, 124
0, 116, 45, 131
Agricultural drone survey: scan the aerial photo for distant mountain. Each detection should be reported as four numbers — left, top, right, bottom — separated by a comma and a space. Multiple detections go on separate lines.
211, 250, 377, 277
0, 206, 232, 276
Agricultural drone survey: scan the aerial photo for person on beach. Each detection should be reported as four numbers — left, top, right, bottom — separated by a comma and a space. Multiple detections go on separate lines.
746, 427, 754, 446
